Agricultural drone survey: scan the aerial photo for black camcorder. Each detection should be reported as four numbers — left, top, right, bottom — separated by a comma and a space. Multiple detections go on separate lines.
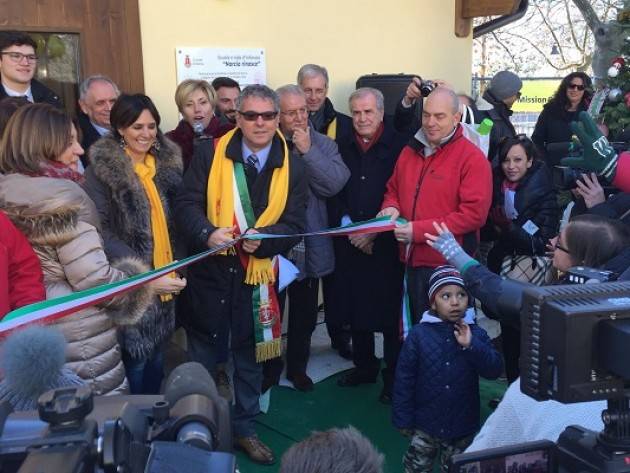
551, 141, 628, 190
450, 277, 630, 473
0, 362, 236, 473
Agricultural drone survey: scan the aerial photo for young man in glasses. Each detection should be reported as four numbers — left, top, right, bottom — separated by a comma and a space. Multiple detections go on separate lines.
0, 31, 61, 107
475, 70, 522, 161
175, 84, 307, 466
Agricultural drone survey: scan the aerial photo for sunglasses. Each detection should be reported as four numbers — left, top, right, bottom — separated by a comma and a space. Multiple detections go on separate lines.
238, 111, 278, 121
568, 84, 585, 91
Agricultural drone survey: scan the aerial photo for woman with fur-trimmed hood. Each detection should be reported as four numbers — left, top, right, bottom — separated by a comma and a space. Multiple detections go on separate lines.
85, 94, 185, 394
0, 103, 154, 396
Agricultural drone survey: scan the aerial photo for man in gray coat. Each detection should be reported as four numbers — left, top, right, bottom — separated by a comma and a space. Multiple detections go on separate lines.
274, 84, 349, 391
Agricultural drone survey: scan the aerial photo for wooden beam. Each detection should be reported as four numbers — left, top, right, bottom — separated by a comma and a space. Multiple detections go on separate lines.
461, 0, 520, 19
455, 0, 472, 38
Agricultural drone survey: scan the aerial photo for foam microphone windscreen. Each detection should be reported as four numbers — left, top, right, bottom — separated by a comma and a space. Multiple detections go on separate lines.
163, 362, 219, 405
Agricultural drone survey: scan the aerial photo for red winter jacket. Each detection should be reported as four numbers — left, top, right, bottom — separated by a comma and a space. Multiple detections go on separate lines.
613, 152, 630, 193
381, 125, 492, 267
0, 211, 45, 318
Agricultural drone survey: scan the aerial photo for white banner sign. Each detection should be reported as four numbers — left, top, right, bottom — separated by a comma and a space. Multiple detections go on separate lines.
175, 47, 266, 86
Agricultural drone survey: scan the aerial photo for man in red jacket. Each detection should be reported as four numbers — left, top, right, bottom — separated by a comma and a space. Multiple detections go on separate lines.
379, 87, 492, 321
0, 211, 45, 318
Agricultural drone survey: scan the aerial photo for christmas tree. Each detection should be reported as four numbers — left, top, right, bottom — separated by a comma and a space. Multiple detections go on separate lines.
599, 9, 630, 140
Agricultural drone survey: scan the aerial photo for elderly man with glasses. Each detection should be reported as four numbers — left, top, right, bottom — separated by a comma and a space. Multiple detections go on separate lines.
175, 84, 308, 465
0, 31, 61, 107
259, 84, 349, 393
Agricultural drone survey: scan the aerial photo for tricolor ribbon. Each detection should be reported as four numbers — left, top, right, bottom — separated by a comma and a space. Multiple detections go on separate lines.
1, 217, 404, 336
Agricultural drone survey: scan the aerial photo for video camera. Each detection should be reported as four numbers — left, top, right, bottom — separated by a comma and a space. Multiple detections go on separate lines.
450, 276, 630, 473
551, 141, 628, 190
0, 362, 236, 473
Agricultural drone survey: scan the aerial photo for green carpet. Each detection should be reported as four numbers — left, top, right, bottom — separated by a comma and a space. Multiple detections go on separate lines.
235, 373, 508, 472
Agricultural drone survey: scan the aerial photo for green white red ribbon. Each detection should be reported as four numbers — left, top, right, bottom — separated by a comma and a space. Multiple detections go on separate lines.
1, 217, 403, 336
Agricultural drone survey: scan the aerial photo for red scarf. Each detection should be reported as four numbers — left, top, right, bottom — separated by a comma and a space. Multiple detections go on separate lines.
28, 160, 84, 184
501, 179, 519, 192
354, 123, 384, 153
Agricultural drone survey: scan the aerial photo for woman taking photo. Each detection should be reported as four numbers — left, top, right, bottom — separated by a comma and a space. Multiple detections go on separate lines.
85, 94, 186, 394
0, 103, 154, 395
532, 72, 593, 167
485, 135, 559, 275
166, 79, 233, 170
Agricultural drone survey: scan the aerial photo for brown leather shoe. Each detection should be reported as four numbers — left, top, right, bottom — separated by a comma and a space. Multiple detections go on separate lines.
235, 434, 275, 465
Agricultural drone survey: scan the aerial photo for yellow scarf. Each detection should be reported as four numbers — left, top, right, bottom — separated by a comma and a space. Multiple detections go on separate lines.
132, 152, 174, 302
326, 117, 337, 140
206, 128, 289, 285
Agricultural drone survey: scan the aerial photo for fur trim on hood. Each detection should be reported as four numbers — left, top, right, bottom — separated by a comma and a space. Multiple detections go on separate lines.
106, 256, 155, 326
3, 204, 80, 248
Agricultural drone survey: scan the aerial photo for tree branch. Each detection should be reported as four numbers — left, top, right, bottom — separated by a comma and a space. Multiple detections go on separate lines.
572, 0, 603, 33
491, 31, 518, 69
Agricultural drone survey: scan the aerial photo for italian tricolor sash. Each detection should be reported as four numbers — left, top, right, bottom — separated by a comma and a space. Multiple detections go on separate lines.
207, 128, 289, 362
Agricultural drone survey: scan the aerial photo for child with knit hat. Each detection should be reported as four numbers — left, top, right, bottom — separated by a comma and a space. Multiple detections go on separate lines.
392, 265, 503, 473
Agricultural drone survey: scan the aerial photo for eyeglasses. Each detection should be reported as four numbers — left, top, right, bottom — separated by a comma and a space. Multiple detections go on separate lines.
0, 52, 38, 64
553, 240, 571, 254
238, 111, 278, 121
280, 108, 308, 119
568, 84, 585, 91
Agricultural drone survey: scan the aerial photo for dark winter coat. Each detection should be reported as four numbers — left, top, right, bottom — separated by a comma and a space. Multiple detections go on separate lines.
77, 113, 104, 166
174, 130, 308, 348
313, 97, 353, 145
166, 117, 233, 170
463, 247, 630, 325
84, 136, 183, 360
475, 90, 517, 162
324, 120, 406, 331
486, 160, 559, 261
0, 210, 44, 318
531, 101, 587, 167
0, 77, 62, 108
392, 318, 503, 440
588, 192, 630, 227
288, 125, 349, 278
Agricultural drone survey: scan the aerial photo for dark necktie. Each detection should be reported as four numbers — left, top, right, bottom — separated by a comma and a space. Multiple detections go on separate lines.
245, 153, 259, 181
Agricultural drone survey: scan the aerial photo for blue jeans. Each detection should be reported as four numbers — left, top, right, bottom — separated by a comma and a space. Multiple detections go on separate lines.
123, 349, 164, 394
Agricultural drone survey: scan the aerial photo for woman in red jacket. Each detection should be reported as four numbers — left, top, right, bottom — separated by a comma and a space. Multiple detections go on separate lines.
0, 210, 45, 318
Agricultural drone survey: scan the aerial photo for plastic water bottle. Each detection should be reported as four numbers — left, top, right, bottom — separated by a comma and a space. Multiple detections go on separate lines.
478, 118, 493, 136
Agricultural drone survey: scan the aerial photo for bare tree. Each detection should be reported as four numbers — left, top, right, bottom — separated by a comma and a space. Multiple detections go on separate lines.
572, 0, 630, 81
473, 0, 623, 78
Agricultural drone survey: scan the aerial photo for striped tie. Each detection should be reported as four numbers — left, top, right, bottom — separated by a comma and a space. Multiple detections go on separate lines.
247, 154, 259, 173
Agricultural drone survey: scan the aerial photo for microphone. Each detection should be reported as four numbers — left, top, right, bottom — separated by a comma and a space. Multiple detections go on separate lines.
0, 326, 84, 411
162, 362, 228, 451
192, 121, 205, 138
163, 361, 219, 404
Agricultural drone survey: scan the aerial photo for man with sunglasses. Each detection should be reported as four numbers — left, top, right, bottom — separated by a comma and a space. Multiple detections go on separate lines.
175, 84, 307, 466
0, 31, 61, 107
475, 70, 522, 161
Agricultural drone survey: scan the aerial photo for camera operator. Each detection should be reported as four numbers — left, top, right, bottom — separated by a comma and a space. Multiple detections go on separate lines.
424, 218, 630, 454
